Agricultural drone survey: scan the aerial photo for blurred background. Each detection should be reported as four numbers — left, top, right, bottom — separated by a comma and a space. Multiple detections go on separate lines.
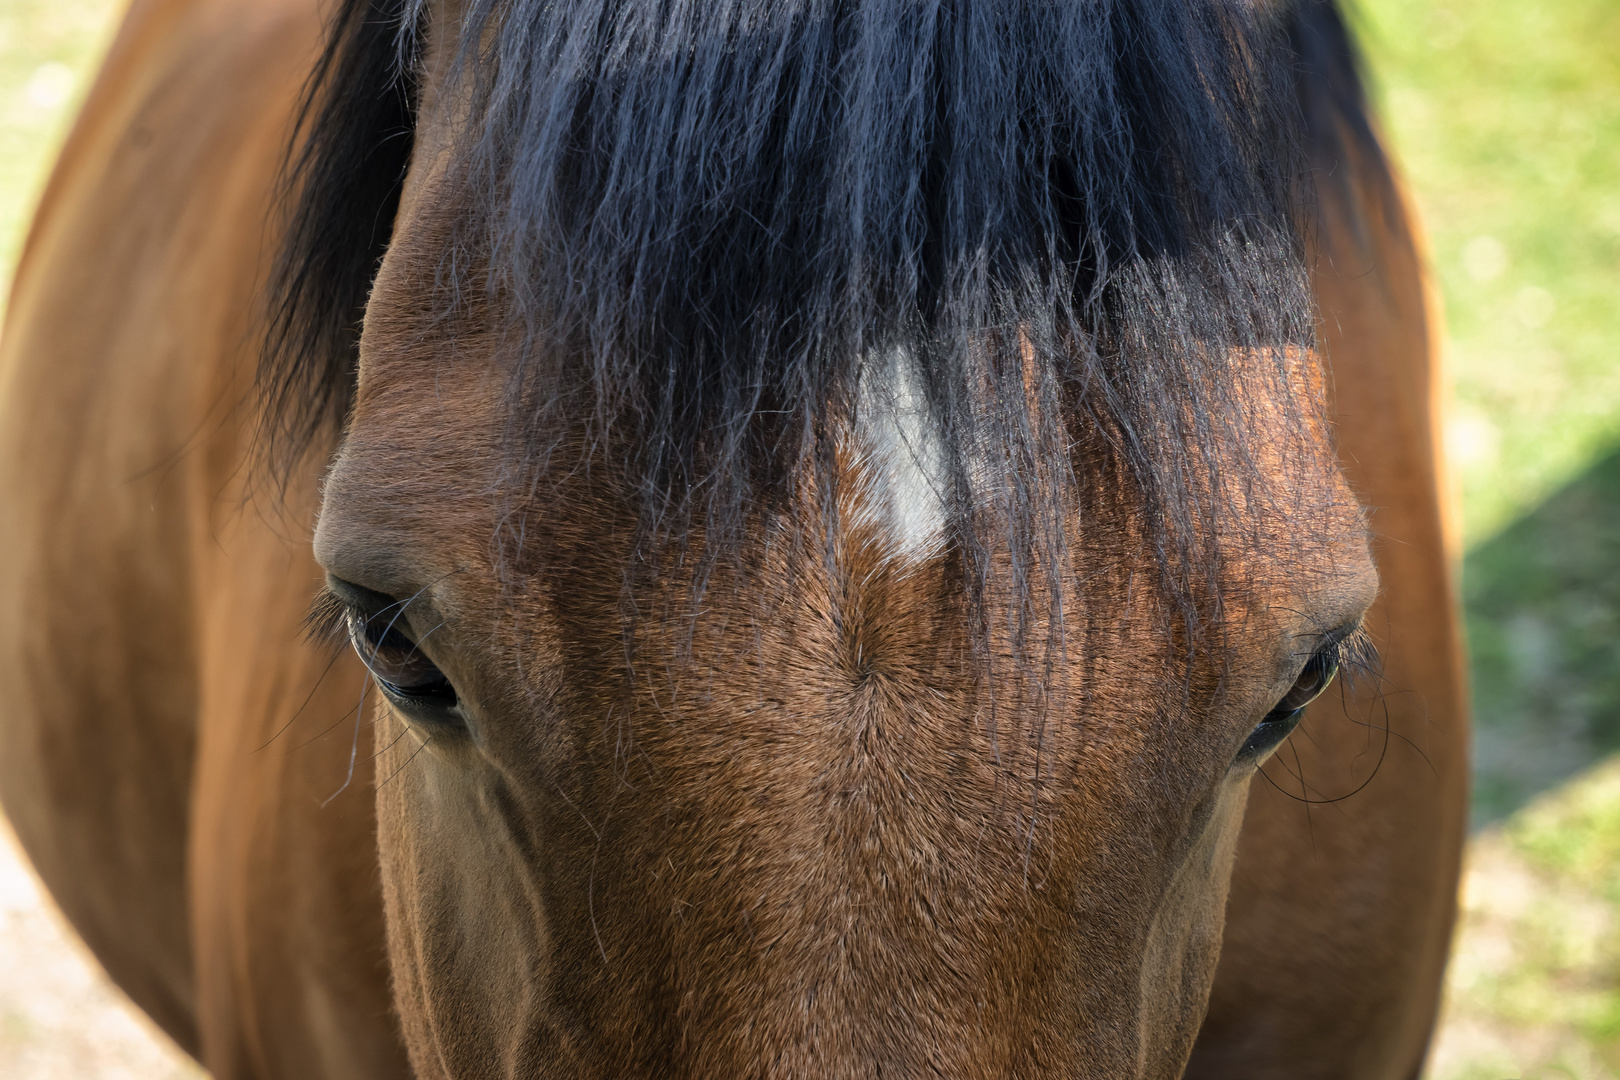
0, 0, 1615, 1076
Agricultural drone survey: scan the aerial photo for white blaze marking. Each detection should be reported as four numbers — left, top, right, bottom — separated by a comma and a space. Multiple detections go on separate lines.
852, 348, 949, 559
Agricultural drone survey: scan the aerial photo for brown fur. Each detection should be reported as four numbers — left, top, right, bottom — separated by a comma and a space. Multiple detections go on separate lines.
0, 1, 1465, 1077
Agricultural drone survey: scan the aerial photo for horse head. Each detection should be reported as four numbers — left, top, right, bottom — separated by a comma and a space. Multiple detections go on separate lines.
279, 1, 1379, 1074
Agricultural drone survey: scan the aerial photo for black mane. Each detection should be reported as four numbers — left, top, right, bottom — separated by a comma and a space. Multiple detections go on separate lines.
266, 0, 1387, 614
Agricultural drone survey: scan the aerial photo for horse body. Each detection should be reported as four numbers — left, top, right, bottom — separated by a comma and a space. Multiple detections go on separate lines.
0, 0, 405, 1073
0, 0, 1466, 1077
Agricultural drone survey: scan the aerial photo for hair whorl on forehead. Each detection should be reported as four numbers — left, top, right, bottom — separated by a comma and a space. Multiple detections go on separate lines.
267, 0, 1370, 618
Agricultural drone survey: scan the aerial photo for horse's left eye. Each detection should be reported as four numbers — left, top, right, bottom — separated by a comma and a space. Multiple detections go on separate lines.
1235, 647, 1341, 766
346, 609, 460, 715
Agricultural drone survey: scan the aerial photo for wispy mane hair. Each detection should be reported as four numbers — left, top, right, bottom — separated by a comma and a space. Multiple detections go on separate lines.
267, 0, 1378, 632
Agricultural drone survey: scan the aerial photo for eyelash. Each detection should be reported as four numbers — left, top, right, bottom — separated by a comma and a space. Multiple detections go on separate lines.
305, 588, 354, 648
1314, 624, 1378, 686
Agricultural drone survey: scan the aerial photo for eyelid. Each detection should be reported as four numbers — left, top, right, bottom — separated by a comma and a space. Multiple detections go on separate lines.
1310, 620, 1360, 655
1308, 621, 1378, 681
325, 575, 408, 616
312, 578, 427, 641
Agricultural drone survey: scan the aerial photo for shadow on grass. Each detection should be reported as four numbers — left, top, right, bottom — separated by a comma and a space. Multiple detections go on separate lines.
1468, 444, 1620, 826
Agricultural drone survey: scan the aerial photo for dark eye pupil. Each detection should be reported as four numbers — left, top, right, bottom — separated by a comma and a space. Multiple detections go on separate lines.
1272, 651, 1339, 718
347, 611, 458, 704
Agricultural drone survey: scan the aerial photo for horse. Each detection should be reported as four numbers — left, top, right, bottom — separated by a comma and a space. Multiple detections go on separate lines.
0, 0, 1468, 1075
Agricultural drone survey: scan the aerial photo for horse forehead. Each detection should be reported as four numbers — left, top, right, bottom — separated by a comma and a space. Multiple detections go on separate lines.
331, 343, 1362, 593
344, 258, 1360, 604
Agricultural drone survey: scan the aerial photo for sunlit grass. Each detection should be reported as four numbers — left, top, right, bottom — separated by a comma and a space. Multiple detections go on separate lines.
1431, 761, 1620, 1079
1357, 0, 1620, 546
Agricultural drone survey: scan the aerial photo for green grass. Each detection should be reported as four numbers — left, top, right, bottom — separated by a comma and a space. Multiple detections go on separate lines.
1463, 448, 1620, 824
1357, 0, 1620, 547
1432, 762, 1620, 1079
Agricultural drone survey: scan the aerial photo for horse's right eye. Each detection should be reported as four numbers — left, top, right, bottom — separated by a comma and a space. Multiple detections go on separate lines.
336, 600, 464, 731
